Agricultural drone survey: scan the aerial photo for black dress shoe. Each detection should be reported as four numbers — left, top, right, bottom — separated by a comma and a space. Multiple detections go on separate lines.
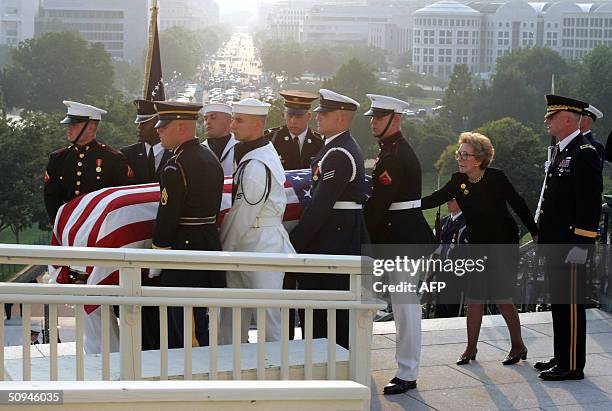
533, 358, 558, 371
456, 349, 477, 365
383, 377, 417, 395
539, 366, 584, 381
502, 347, 528, 365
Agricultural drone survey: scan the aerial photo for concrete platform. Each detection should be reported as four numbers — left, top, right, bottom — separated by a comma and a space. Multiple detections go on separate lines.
370, 308, 612, 410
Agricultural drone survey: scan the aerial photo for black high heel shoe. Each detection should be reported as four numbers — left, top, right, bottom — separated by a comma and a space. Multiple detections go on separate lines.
456, 349, 477, 365
502, 347, 528, 365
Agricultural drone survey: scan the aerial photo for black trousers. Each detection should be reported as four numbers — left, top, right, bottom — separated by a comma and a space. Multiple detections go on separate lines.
297, 273, 350, 349
546, 255, 587, 372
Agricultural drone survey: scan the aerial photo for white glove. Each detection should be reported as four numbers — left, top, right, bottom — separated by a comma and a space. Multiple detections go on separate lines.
564, 246, 588, 265
148, 268, 162, 278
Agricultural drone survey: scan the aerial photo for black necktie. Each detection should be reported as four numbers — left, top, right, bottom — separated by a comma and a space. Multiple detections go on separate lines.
292, 135, 300, 154
147, 145, 156, 180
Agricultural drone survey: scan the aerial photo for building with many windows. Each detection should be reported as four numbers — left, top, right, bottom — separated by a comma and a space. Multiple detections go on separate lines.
0, 0, 37, 45
158, 0, 219, 32
35, 0, 149, 63
412, 0, 612, 79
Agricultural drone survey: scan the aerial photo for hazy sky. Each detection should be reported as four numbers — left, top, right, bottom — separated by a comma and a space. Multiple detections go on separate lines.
217, 1, 262, 14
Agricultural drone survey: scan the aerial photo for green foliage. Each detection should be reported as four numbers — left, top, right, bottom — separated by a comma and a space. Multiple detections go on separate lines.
0, 112, 63, 238
475, 47, 571, 128
441, 65, 476, 132
159, 26, 202, 78
259, 41, 387, 79
1, 31, 114, 113
322, 58, 378, 103
112, 60, 144, 98
578, 44, 612, 135
404, 117, 456, 173
0, 94, 140, 241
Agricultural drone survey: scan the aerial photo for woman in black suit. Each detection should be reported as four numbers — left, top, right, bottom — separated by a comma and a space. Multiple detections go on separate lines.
421, 132, 538, 365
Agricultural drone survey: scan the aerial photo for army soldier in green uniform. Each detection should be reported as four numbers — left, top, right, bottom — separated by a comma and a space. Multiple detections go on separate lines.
536, 95, 603, 381
264, 90, 323, 170
44, 101, 132, 224
152, 101, 226, 349
264, 90, 324, 339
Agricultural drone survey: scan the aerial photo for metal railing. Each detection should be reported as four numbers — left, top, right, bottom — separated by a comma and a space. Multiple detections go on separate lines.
0, 244, 384, 386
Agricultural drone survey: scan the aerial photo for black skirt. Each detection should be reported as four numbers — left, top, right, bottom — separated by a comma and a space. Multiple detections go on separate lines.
466, 244, 519, 301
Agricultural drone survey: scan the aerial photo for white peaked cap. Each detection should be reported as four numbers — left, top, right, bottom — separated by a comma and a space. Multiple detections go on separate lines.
584, 104, 603, 120
62, 100, 107, 121
365, 94, 410, 116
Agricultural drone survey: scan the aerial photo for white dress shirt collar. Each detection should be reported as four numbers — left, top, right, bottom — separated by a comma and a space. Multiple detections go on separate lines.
324, 131, 346, 146
290, 128, 309, 151
558, 129, 580, 152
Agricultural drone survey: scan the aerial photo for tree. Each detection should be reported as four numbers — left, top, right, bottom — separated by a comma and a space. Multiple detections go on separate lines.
282, 42, 306, 80
405, 117, 456, 174
579, 44, 612, 135
304, 45, 340, 78
322, 58, 378, 103
476, 47, 571, 128
1, 31, 114, 113
159, 26, 202, 79
441, 65, 477, 132
112, 60, 143, 98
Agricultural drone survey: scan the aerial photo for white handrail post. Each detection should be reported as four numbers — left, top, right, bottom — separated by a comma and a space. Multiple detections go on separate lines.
119, 266, 142, 380
350, 309, 374, 388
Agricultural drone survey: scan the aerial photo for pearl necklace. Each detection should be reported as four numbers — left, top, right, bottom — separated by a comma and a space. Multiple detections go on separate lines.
468, 170, 485, 184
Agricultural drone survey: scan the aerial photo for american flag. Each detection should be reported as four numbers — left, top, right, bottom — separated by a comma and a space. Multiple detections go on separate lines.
49, 169, 343, 314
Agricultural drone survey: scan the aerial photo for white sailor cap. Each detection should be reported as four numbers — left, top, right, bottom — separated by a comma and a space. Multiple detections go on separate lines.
203, 103, 232, 116
583, 104, 603, 121
364, 94, 409, 117
232, 98, 270, 116
60, 100, 107, 124
30, 322, 42, 333
314, 89, 360, 112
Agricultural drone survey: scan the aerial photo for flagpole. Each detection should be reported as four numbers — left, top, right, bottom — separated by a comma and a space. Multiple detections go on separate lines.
535, 74, 556, 224
143, 0, 159, 99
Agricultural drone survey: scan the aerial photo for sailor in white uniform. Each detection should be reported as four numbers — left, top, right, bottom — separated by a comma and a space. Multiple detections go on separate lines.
219, 98, 296, 343
202, 103, 239, 176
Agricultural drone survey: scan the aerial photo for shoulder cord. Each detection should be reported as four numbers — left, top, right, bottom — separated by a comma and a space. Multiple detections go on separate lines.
234, 159, 271, 205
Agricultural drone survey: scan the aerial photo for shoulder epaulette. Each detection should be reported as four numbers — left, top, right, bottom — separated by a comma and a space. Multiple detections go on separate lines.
264, 126, 282, 136
310, 129, 323, 139
580, 144, 596, 151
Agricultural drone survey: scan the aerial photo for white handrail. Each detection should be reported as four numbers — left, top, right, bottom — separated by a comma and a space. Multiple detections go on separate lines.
0, 243, 383, 398
0, 244, 364, 274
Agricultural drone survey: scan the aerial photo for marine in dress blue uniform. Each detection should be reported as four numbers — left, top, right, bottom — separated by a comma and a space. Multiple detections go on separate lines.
152, 101, 226, 349
363, 94, 435, 394
536, 95, 603, 381
289, 89, 368, 349
44, 101, 132, 224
